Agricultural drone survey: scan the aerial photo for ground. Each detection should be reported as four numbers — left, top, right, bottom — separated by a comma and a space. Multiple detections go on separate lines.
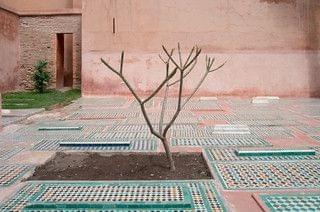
2, 89, 81, 109
0, 96, 319, 211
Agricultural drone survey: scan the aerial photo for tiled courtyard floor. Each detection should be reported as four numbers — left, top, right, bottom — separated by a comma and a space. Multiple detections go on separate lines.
0, 97, 319, 211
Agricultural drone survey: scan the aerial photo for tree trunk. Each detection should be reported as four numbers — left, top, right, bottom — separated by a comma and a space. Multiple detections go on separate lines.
161, 137, 176, 171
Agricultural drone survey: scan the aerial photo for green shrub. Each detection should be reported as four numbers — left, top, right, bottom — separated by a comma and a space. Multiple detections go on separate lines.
33, 60, 51, 93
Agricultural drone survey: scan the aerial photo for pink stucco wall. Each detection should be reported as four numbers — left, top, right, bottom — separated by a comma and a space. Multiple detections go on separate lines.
0, 0, 81, 11
0, 94, 2, 131
0, 8, 19, 92
82, 0, 320, 97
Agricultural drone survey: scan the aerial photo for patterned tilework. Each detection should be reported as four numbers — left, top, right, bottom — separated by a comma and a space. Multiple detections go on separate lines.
311, 135, 320, 142
33, 139, 157, 152
0, 165, 32, 187
88, 131, 155, 139
171, 128, 212, 138
212, 161, 320, 190
295, 125, 320, 135
171, 137, 270, 147
0, 125, 107, 142
183, 100, 221, 110
67, 110, 139, 120
0, 147, 24, 160
204, 148, 320, 162
260, 193, 320, 212
199, 114, 238, 121
0, 181, 227, 211
229, 119, 299, 126
75, 97, 128, 107
109, 124, 156, 132
249, 126, 294, 138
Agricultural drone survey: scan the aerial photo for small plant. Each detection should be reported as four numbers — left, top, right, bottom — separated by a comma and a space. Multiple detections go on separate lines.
101, 44, 226, 171
33, 60, 51, 93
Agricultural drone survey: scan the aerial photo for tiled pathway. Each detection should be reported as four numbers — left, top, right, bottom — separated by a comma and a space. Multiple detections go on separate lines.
0, 97, 319, 211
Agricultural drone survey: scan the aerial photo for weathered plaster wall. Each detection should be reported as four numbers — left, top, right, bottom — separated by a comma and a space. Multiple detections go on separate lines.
0, 8, 19, 92
82, 0, 320, 97
19, 15, 81, 89
0, 94, 2, 131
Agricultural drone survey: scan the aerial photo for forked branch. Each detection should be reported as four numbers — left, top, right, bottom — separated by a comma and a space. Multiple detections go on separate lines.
101, 52, 178, 140
101, 44, 227, 171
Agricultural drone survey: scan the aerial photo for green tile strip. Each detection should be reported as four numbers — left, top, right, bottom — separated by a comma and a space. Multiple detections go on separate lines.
24, 202, 193, 210
38, 126, 83, 131
211, 161, 320, 190
235, 149, 316, 157
260, 193, 320, 212
204, 148, 320, 162
33, 139, 157, 152
0, 181, 227, 211
59, 140, 131, 147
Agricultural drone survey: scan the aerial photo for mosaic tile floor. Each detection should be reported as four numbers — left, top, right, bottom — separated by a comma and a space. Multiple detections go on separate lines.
1, 97, 320, 211
0, 147, 24, 160
204, 147, 320, 162
260, 193, 320, 211
0, 181, 227, 211
211, 161, 320, 190
0, 164, 32, 187
171, 137, 270, 147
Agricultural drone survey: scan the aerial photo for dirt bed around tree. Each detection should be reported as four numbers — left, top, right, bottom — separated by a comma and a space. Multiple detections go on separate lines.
27, 152, 213, 181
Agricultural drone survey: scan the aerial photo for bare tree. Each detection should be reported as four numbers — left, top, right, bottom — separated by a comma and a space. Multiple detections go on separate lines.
101, 44, 226, 171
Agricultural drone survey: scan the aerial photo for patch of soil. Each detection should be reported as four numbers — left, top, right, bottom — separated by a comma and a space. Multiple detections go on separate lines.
28, 152, 212, 180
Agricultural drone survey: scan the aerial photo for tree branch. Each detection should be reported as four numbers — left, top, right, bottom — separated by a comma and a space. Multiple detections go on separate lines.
168, 58, 197, 87
181, 71, 209, 109
163, 69, 184, 136
140, 103, 163, 140
101, 57, 142, 104
142, 68, 177, 103
159, 49, 174, 64
162, 45, 181, 70
159, 84, 169, 134
183, 47, 201, 70
181, 57, 227, 109
177, 42, 183, 67
209, 60, 228, 73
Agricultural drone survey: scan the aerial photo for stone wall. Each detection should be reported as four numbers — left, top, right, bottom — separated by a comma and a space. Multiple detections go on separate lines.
0, 8, 19, 92
19, 15, 81, 89
82, 0, 320, 97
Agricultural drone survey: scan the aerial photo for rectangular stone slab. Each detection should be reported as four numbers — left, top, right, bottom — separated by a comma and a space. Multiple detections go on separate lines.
24, 202, 192, 210
59, 141, 131, 147
235, 149, 316, 157
38, 126, 83, 131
